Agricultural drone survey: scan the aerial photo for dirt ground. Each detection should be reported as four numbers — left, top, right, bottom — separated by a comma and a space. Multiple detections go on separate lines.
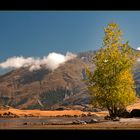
12, 118, 140, 130
25, 124, 140, 130
1, 100, 140, 129
1, 99, 140, 118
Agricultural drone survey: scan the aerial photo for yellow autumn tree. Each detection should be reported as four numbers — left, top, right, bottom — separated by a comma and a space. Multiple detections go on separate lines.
86, 22, 137, 117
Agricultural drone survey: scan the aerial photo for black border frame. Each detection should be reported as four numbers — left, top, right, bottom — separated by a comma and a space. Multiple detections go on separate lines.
1, 1, 140, 140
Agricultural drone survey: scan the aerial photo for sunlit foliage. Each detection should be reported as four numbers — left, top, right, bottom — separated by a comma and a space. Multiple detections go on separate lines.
86, 22, 137, 117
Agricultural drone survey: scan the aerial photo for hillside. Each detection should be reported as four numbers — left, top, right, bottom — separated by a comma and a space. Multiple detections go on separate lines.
0, 51, 96, 110
0, 49, 140, 110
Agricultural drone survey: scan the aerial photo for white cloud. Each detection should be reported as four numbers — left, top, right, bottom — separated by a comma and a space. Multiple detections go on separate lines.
0, 52, 77, 71
136, 47, 140, 50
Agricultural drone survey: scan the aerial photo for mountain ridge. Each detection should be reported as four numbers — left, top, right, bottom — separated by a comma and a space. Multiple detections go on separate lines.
0, 51, 96, 110
0, 49, 140, 110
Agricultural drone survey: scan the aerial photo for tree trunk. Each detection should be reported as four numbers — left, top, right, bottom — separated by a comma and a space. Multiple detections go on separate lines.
107, 105, 118, 118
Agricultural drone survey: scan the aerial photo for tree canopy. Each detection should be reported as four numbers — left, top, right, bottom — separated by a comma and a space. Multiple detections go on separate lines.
86, 22, 137, 117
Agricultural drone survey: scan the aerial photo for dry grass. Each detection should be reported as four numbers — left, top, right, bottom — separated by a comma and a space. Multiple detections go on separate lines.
2, 99, 140, 118
127, 99, 140, 111
0, 108, 108, 117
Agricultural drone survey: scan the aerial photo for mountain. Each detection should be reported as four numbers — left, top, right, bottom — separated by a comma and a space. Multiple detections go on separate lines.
0, 51, 96, 110
0, 49, 140, 110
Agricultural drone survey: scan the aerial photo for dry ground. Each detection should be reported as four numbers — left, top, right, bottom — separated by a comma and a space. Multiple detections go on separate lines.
19, 123, 140, 130
1, 99, 140, 118
1, 100, 140, 129
0, 108, 108, 117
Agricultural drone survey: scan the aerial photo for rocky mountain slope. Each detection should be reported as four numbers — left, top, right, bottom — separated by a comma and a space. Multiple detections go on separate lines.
0, 51, 96, 110
0, 49, 140, 110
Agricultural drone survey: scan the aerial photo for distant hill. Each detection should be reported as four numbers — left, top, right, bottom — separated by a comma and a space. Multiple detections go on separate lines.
0, 51, 96, 110
0, 49, 140, 110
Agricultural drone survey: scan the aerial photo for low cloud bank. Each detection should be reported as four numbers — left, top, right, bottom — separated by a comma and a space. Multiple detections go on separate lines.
0, 52, 77, 71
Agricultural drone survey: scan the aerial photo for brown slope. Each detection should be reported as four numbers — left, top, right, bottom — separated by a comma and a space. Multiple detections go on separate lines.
0, 52, 95, 109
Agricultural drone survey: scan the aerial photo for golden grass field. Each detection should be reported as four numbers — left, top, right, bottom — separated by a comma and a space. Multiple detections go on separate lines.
0, 99, 140, 118
0, 108, 108, 117
1, 100, 140, 129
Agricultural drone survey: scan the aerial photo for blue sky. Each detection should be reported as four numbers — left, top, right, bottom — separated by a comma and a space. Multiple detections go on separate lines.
0, 11, 140, 74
